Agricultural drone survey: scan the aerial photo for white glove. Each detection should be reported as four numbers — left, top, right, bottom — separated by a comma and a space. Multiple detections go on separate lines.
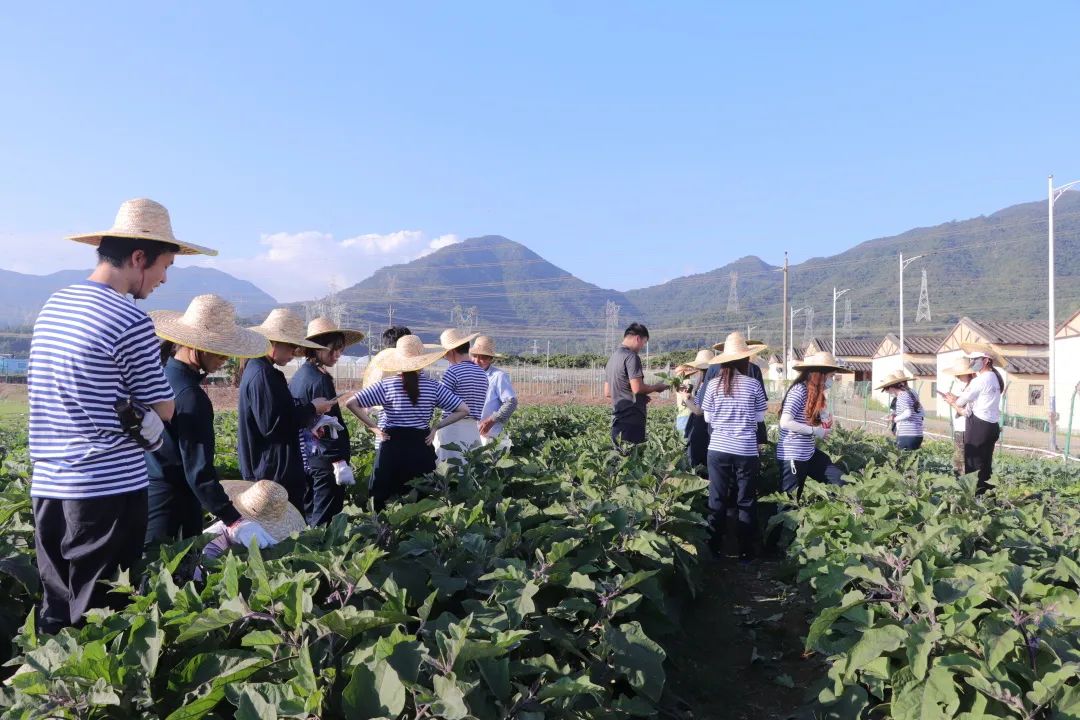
140, 409, 165, 451
813, 426, 830, 440
226, 519, 276, 548
333, 460, 356, 486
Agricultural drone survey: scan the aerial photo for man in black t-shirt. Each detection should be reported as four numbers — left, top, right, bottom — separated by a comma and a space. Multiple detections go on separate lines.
604, 323, 666, 448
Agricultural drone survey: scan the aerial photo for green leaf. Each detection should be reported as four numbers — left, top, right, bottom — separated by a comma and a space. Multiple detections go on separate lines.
606, 621, 666, 703
891, 667, 960, 720
537, 674, 604, 700
173, 595, 248, 642
841, 624, 906, 679
342, 660, 406, 719
905, 619, 941, 682
805, 599, 866, 652
432, 674, 470, 720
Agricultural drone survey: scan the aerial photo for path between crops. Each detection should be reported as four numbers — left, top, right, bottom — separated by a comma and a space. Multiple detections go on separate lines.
663, 552, 823, 720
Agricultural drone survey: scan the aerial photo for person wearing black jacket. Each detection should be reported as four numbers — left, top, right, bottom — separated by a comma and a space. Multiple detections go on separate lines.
145, 294, 272, 551
241, 309, 334, 512
290, 317, 365, 526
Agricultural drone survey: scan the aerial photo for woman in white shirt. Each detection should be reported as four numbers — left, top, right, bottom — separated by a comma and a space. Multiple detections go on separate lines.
942, 357, 977, 477
942, 346, 1004, 492
876, 372, 925, 450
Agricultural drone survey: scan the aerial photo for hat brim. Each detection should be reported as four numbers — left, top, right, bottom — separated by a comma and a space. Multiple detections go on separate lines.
960, 342, 1006, 367
441, 331, 481, 350
874, 376, 913, 391
307, 328, 366, 348
250, 326, 326, 350
712, 339, 765, 352
709, 345, 766, 365
219, 480, 307, 542
375, 346, 448, 373
67, 231, 218, 257
794, 361, 855, 374
151, 310, 271, 359
946, 362, 977, 377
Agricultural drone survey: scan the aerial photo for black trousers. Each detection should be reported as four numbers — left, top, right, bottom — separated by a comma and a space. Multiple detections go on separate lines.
611, 418, 646, 454
33, 489, 148, 634
305, 462, 345, 526
896, 435, 923, 450
780, 449, 844, 500
145, 478, 204, 553
371, 428, 436, 511
706, 451, 760, 557
964, 415, 999, 492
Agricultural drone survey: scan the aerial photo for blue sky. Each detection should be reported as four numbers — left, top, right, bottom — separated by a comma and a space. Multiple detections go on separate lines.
2, 2, 1077, 301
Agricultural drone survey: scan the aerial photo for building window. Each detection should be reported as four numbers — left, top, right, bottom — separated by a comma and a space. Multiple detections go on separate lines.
1029, 385, 1044, 407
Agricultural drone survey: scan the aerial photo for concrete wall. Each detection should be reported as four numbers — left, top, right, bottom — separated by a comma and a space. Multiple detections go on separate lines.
1056, 336, 1080, 433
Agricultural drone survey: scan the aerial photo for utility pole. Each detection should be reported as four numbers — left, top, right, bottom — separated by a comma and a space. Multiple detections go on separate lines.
387, 304, 394, 328
532, 339, 539, 355
843, 297, 852, 335
1046, 175, 1077, 454
899, 252, 923, 375
726, 272, 739, 315
782, 252, 788, 379
746, 324, 757, 339
832, 287, 850, 356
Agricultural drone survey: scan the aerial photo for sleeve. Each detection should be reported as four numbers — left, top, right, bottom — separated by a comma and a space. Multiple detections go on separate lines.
497, 372, 516, 402
894, 393, 913, 421
780, 386, 815, 435
114, 316, 174, 405
954, 375, 982, 408
173, 390, 240, 524
435, 383, 464, 412
492, 396, 518, 423
754, 380, 768, 421
354, 383, 386, 409
247, 369, 289, 438
700, 381, 717, 422
626, 352, 644, 381
440, 366, 459, 394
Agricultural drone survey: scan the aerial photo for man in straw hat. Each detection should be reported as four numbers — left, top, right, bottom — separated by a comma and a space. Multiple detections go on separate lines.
289, 317, 366, 526
146, 294, 272, 552
27, 198, 215, 633
470, 336, 519, 451
434, 328, 488, 463
604, 323, 668, 449
240, 309, 335, 513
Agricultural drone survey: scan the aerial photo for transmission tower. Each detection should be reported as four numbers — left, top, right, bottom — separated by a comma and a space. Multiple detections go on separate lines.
450, 305, 479, 334
916, 268, 932, 323
726, 272, 739, 315
843, 297, 852, 334
803, 307, 814, 345
603, 300, 621, 355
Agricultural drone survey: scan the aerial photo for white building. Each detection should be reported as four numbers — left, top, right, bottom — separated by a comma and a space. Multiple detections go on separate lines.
1055, 308, 1080, 435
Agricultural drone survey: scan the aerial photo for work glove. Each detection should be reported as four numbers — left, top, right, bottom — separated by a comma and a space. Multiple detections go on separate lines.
813, 426, 830, 440
333, 460, 356, 486
204, 519, 276, 549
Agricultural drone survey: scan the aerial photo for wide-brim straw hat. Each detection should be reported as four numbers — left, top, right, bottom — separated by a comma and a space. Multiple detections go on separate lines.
710, 332, 766, 365
376, 335, 449, 373
960, 342, 1006, 367
712, 337, 766, 352
945, 357, 978, 377
875, 370, 914, 391
678, 349, 715, 372
794, 351, 855, 374
67, 198, 217, 256
440, 328, 482, 350
219, 480, 307, 542
470, 335, 504, 358
251, 309, 326, 349
306, 317, 366, 348
150, 294, 270, 358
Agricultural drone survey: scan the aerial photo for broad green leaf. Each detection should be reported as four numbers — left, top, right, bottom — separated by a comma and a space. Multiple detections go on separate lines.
841, 624, 906, 679
906, 619, 941, 681
606, 621, 665, 703
342, 660, 406, 719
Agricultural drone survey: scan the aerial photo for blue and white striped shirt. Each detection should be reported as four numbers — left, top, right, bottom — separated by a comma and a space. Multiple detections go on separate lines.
441, 361, 488, 420
701, 374, 767, 456
353, 375, 462, 429
777, 383, 817, 462
28, 282, 174, 499
894, 390, 925, 437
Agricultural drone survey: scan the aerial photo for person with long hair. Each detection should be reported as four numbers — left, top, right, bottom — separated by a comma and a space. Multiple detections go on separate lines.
345, 335, 470, 510
679, 333, 766, 561
876, 372, 924, 450
146, 295, 272, 550
942, 345, 1005, 492
674, 350, 713, 437
289, 317, 365, 526
776, 352, 852, 499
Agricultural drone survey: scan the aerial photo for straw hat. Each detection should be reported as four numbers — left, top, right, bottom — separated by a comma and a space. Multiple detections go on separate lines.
874, 370, 913, 391
945, 357, 978, 377
794, 351, 854, 374
470, 336, 504, 358
306, 317, 365, 348
712, 336, 766, 352
251, 309, 326, 350
709, 332, 766, 365
375, 335, 449, 373
219, 480, 307, 542
960, 342, 1006, 367
440, 328, 481, 351
67, 198, 217, 257
678, 349, 715, 372
150, 294, 270, 358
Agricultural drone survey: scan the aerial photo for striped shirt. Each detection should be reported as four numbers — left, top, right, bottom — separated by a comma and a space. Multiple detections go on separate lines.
28, 282, 174, 499
777, 382, 817, 462
441, 361, 488, 420
701, 374, 767, 456
894, 390, 925, 437
353, 375, 462, 429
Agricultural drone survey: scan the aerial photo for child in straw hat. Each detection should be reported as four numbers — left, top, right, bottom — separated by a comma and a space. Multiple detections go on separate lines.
434, 328, 488, 464
146, 294, 272, 552
239, 309, 335, 513
942, 357, 977, 477
289, 317, 366, 526
345, 336, 470, 510
941, 344, 1006, 493
875, 372, 925, 450
28, 198, 215, 633
470, 336, 518, 450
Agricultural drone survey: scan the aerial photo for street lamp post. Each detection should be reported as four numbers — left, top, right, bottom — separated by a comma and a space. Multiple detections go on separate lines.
1048, 175, 1079, 454
788, 306, 810, 379
832, 287, 850, 356
899, 253, 924, 373
746, 324, 757, 339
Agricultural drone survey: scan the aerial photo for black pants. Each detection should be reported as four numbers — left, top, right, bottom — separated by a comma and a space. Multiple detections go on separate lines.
305, 462, 345, 526
33, 489, 148, 634
964, 415, 999, 492
780, 449, 844, 500
371, 428, 436, 511
612, 419, 646, 454
896, 435, 923, 450
145, 478, 203, 553
706, 451, 760, 557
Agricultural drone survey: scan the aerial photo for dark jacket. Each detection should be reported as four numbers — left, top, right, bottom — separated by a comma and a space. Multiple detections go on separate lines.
238, 356, 316, 489
686, 361, 767, 467
289, 361, 350, 467
147, 358, 240, 524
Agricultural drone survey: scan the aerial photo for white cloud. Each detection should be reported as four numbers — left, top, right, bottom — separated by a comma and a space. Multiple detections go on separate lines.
191, 230, 461, 302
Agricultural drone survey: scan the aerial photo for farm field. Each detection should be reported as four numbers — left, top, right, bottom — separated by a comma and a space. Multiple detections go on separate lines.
0, 406, 1079, 719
